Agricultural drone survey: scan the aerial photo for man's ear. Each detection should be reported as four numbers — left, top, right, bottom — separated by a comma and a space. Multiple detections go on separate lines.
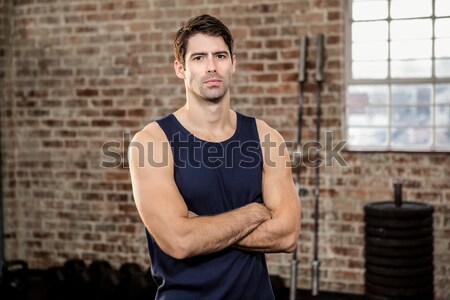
174, 60, 185, 79
231, 54, 236, 74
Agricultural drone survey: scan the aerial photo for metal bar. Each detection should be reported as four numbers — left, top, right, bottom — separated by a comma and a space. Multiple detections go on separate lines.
311, 34, 324, 297
290, 35, 308, 300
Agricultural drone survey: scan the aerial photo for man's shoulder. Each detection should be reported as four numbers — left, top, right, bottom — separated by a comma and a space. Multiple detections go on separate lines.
132, 121, 167, 146
254, 118, 285, 144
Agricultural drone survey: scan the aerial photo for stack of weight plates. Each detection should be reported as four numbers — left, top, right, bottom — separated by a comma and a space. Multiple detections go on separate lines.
364, 201, 434, 300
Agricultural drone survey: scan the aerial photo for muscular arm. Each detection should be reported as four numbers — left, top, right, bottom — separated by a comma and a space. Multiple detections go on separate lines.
129, 123, 271, 260
233, 120, 301, 253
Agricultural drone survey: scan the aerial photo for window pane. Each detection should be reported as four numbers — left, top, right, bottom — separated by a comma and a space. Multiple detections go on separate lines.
348, 106, 389, 126
348, 0, 450, 151
348, 85, 389, 105
348, 127, 388, 146
435, 38, 450, 58
436, 84, 450, 104
436, 128, 450, 147
391, 84, 432, 105
352, 61, 388, 79
436, 105, 450, 126
353, 41, 388, 60
435, 18, 450, 38
352, 21, 388, 42
436, 59, 450, 77
353, 1, 388, 21
436, 0, 450, 17
391, 0, 432, 19
392, 127, 431, 146
391, 59, 432, 78
391, 40, 432, 59
392, 106, 431, 126
391, 19, 432, 40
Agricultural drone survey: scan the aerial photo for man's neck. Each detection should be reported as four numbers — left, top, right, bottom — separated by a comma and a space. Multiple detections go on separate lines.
174, 93, 236, 141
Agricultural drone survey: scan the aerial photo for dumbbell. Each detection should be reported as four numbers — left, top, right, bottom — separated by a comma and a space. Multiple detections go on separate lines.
119, 263, 157, 300
2, 260, 47, 300
45, 266, 65, 299
62, 259, 92, 297
2, 260, 29, 300
88, 260, 121, 300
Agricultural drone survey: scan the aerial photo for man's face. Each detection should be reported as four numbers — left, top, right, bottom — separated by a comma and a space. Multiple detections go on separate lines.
175, 33, 236, 103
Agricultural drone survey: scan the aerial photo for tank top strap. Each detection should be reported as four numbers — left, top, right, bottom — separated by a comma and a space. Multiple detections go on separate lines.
236, 112, 260, 144
155, 114, 188, 171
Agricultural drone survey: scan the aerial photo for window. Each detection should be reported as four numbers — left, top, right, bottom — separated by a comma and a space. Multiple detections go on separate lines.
346, 0, 450, 151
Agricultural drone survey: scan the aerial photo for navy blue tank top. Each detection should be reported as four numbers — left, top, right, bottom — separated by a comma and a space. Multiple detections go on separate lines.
146, 112, 274, 300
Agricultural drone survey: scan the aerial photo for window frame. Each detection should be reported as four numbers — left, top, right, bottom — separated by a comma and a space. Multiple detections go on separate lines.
344, 0, 450, 152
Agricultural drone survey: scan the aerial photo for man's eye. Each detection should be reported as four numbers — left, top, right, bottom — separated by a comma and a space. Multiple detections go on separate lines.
193, 56, 203, 61
217, 55, 226, 59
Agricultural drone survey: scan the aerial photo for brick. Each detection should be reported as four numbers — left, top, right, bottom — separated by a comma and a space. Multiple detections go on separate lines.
252, 51, 277, 60
64, 15, 84, 24
107, 194, 128, 202
76, 47, 100, 55
250, 27, 277, 37
129, 22, 151, 32
248, 3, 278, 13
42, 140, 64, 148
128, 109, 147, 117
252, 74, 278, 82
91, 120, 113, 127
238, 63, 264, 72
328, 11, 341, 21
265, 39, 292, 49
93, 244, 115, 252
76, 89, 99, 97
65, 99, 88, 108
86, 13, 110, 22
103, 109, 126, 117
267, 62, 295, 71
73, 3, 98, 12
111, 12, 136, 21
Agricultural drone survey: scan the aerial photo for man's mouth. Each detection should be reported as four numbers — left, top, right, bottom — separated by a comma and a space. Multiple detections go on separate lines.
204, 78, 222, 87
204, 78, 222, 84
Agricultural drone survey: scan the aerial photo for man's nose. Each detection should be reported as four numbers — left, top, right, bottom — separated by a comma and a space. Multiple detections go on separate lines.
206, 57, 217, 73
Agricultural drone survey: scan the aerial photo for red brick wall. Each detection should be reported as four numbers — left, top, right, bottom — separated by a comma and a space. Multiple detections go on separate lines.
1, 0, 449, 298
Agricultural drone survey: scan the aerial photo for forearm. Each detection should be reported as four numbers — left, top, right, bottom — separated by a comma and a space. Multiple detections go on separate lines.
170, 202, 270, 259
234, 213, 300, 253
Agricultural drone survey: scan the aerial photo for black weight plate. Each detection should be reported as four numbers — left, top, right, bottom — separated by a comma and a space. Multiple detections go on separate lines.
366, 264, 433, 278
365, 245, 433, 258
366, 255, 433, 268
367, 292, 433, 300
366, 273, 433, 288
365, 201, 433, 219
365, 226, 433, 238
365, 236, 433, 248
366, 282, 433, 297
365, 216, 433, 229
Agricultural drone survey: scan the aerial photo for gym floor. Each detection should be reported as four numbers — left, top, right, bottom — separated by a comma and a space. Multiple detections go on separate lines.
276, 289, 367, 300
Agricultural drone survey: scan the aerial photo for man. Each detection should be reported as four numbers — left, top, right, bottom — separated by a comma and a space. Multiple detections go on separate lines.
129, 15, 301, 300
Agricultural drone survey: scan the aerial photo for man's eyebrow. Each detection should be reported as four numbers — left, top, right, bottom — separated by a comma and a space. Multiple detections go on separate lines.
213, 51, 229, 56
189, 51, 229, 58
189, 52, 207, 58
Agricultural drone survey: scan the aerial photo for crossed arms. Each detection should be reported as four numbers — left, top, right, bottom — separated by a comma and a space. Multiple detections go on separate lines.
129, 119, 301, 260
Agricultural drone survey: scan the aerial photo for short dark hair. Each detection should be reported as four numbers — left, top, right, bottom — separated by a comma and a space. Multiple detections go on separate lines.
173, 15, 234, 67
